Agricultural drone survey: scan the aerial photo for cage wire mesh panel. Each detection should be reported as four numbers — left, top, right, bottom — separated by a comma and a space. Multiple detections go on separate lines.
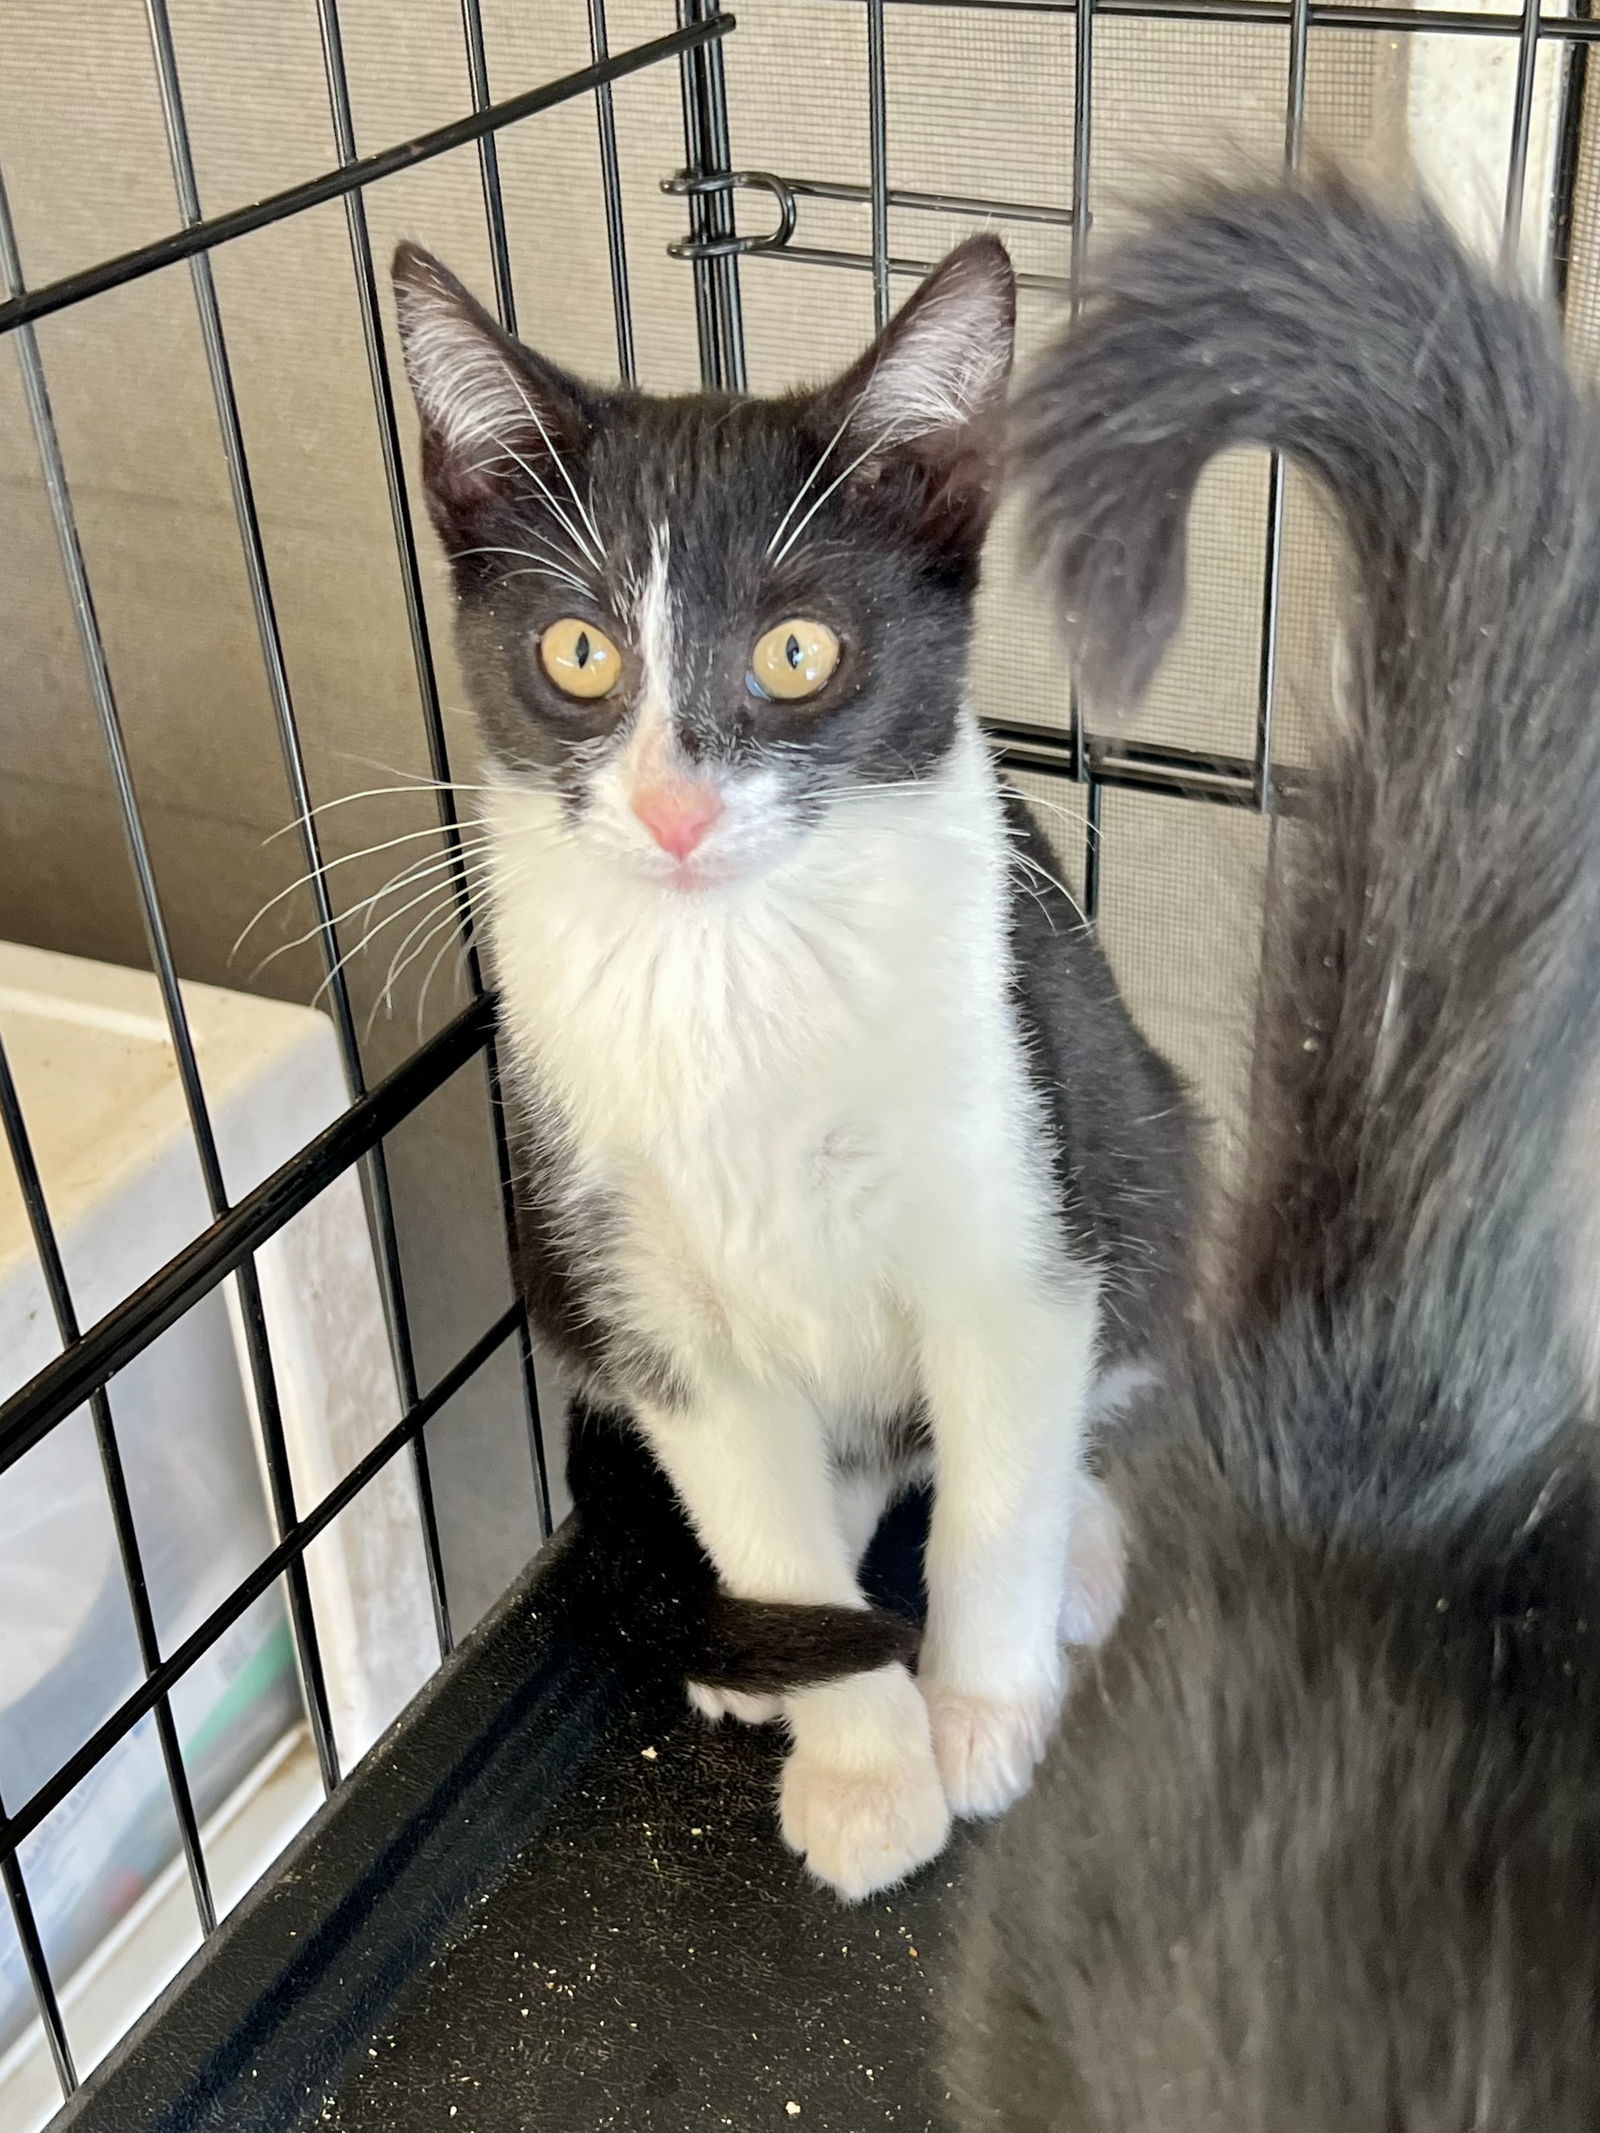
0, 8, 738, 2117
0, 0, 1594, 2122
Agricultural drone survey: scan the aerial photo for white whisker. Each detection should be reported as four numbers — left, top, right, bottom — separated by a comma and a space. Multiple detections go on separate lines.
822, 777, 938, 802
344, 872, 472, 978
766, 398, 858, 559
500, 565, 595, 598
375, 897, 474, 1030
448, 541, 595, 597
255, 855, 485, 989
264, 781, 498, 844
771, 421, 903, 567
340, 846, 490, 939
1014, 874, 1057, 933
354, 861, 482, 958
1011, 780, 1104, 852
463, 424, 603, 575
414, 911, 479, 1037
509, 377, 607, 561
1008, 838, 1088, 931
331, 753, 498, 793
233, 825, 491, 958
306, 884, 453, 1013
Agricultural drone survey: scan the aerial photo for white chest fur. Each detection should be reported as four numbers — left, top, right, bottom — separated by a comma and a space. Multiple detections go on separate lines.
484, 718, 1058, 1412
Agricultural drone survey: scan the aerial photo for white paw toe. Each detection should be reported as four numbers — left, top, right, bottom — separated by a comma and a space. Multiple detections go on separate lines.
924, 1686, 1060, 1819
686, 1681, 783, 1726
779, 1746, 951, 1901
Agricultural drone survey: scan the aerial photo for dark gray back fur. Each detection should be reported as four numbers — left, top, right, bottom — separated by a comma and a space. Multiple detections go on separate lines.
947, 176, 1600, 2132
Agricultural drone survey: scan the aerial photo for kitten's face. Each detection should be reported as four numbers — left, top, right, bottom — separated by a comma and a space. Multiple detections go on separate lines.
393, 240, 1015, 890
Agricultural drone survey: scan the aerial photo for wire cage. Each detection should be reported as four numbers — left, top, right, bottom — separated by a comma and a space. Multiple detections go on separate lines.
0, 0, 1595, 2124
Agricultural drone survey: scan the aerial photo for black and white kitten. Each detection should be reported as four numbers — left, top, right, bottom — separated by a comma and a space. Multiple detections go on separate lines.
949, 178, 1600, 2127
391, 239, 1193, 1899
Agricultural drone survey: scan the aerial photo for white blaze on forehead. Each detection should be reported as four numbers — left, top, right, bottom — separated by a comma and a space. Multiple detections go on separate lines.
620, 522, 679, 785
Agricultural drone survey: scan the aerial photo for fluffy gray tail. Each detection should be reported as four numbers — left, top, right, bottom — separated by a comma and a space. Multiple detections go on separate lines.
1015, 177, 1600, 1484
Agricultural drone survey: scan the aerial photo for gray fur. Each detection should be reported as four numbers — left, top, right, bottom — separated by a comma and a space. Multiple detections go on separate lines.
948, 176, 1600, 2131
1001, 785, 1192, 1366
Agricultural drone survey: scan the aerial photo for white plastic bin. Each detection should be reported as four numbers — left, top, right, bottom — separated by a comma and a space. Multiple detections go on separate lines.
0, 942, 437, 2106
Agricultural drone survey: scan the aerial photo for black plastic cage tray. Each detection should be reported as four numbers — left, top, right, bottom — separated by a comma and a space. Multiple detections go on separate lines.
57, 1495, 959, 2133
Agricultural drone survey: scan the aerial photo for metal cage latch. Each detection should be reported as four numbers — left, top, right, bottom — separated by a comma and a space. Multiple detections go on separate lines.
663, 168, 797, 259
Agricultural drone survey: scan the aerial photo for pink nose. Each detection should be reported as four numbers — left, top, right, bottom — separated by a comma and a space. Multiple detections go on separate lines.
629, 779, 724, 860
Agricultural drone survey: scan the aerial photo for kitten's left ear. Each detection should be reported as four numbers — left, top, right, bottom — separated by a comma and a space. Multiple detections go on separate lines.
812, 235, 1016, 556
391, 241, 594, 557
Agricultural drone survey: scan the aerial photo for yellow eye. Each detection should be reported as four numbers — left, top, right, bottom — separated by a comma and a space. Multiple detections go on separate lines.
749, 618, 840, 702
539, 617, 622, 700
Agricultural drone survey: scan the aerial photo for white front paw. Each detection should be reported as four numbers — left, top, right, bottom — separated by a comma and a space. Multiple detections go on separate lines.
778, 1665, 951, 1900
923, 1683, 1061, 1819
686, 1680, 783, 1726
779, 1741, 950, 1901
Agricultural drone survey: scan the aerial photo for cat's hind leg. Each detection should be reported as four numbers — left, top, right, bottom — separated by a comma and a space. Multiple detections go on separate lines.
1057, 1469, 1125, 1650
1052, 1361, 1150, 1651
686, 1681, 784, 1725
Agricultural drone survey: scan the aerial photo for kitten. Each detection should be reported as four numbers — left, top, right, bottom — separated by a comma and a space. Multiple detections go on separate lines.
948, 177, 1600, 2128
391, 238, 1193, 1899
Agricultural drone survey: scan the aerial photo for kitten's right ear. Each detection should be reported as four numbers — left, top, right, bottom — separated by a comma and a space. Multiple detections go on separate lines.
391, 241, 592, 551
